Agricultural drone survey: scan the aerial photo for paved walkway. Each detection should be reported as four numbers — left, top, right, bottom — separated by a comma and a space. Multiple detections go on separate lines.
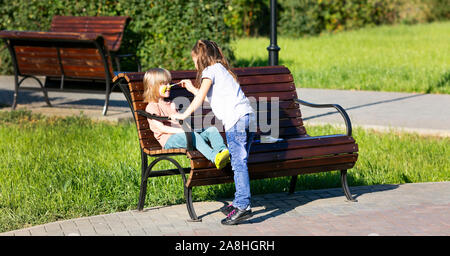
2, 182, 449, 236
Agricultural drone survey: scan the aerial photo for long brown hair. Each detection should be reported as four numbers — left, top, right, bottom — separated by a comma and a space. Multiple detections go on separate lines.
191, 39, 237, 88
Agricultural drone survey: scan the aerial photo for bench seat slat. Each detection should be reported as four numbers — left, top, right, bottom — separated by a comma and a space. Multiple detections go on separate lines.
190, 153, 358, 179
186, 160, 355, 187
143, 148, 187, 156
189, 142, 357, 169
188, 135, 354, 159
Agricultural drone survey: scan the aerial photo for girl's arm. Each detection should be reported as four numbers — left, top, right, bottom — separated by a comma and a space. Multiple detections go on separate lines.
180, 79, 209, 103
149, 119, 184, 134
171, 78, 212, 120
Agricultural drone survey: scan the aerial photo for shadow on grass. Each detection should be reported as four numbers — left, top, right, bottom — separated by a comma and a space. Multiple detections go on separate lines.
427, 70, 450, 93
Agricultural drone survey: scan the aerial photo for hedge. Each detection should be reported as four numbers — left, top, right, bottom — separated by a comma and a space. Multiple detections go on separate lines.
278, 0, 450, 37
0, 0, 233, 75
225, 0, 450, 38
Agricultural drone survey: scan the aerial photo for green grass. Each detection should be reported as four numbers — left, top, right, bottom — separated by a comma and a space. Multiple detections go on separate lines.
0, 111, 449, 232
233, 22, 450, 94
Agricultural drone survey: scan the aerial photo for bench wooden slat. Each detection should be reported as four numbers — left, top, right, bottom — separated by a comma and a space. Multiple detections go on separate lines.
50, 16, 130, 52
125, 79, 296, 93
188, 141, 357, 169
137, 116, 305, 141
190, 153, 358, 179
168, 66, 292, 80
3, 31, 114, 79
128, 82, 297, 100
0, 30, 101, 41
112, 66, 292, 84
188, 135, 354, 159
131, 91, 298, 113
138, 125, 309, 153
132, 99, 301, 123
132, 103, 301, 122
186, 161, 357, 187
143, 148, 187, 156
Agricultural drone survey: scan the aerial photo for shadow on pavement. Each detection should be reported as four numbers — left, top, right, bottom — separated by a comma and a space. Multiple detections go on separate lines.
303, 94, 425, 121
0, 88, 63, 106
60, 99, 129, 108
201, 184, 399, 224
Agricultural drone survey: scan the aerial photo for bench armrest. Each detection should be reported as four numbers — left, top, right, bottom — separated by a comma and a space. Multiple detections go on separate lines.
295, 98, 352, 136
136, 110, 170, 121
136, 110, 194, 151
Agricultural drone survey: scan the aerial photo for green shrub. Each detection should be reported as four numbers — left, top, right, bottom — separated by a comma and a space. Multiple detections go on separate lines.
0, 0, 233, 75
223, 0, 270, 37
278, 0, 399, 37
422, 0, 450, 21
277, 0, 449, 37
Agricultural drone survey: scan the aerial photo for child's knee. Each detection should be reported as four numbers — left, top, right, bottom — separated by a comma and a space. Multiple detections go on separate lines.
206, 126, 219, 133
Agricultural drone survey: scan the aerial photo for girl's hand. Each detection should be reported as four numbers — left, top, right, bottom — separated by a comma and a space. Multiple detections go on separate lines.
170, 112, 187, 121
180, 79, 197, 95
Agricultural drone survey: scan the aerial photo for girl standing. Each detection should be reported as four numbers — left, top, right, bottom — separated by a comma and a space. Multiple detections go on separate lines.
170, 40, 256, 225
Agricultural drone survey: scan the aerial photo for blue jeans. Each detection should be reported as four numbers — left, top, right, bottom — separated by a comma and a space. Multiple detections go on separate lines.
225, 113, 256, 210
164, 126, 227, 162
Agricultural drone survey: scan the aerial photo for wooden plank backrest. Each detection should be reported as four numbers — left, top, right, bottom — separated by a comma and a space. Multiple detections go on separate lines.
114, 66, 306, 153
50, 16, 130, 52
0, 31, 113, 79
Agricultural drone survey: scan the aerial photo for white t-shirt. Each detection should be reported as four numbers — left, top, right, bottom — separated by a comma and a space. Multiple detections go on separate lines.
202, 63, 254, 131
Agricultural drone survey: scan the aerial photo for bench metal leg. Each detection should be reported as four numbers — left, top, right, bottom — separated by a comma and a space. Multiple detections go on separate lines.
137, 155, 201, 222
341, 170, 357, 202
137, 151, 148, 211
12, 74, 19, 110
288, 175, 298, 194
185, 186, 201, 222
33, 76, 52, 107
102, 79, 111, 116
12, 75, 52, 110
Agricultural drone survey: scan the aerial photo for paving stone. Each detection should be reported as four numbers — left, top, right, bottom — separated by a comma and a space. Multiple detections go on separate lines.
2, 182, 450, 236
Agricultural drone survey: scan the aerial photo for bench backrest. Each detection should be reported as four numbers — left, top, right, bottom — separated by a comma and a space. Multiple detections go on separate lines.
114, 66, 306, 153
0, 31, 113, 79
50, 16, 130, 52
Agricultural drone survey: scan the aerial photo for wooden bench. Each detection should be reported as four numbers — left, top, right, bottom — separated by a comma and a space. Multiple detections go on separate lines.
113, 66, 358, 221
0, 16, 139, 115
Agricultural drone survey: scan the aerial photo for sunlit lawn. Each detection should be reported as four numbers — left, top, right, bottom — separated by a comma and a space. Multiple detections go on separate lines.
0, 111, 448, 232
233, 21, 450, 94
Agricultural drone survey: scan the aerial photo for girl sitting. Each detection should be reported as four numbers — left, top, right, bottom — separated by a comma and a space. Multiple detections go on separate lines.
143, 68, 230, 170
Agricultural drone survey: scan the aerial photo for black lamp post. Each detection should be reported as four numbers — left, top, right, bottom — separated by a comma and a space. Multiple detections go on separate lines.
267, 0, 280, 66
